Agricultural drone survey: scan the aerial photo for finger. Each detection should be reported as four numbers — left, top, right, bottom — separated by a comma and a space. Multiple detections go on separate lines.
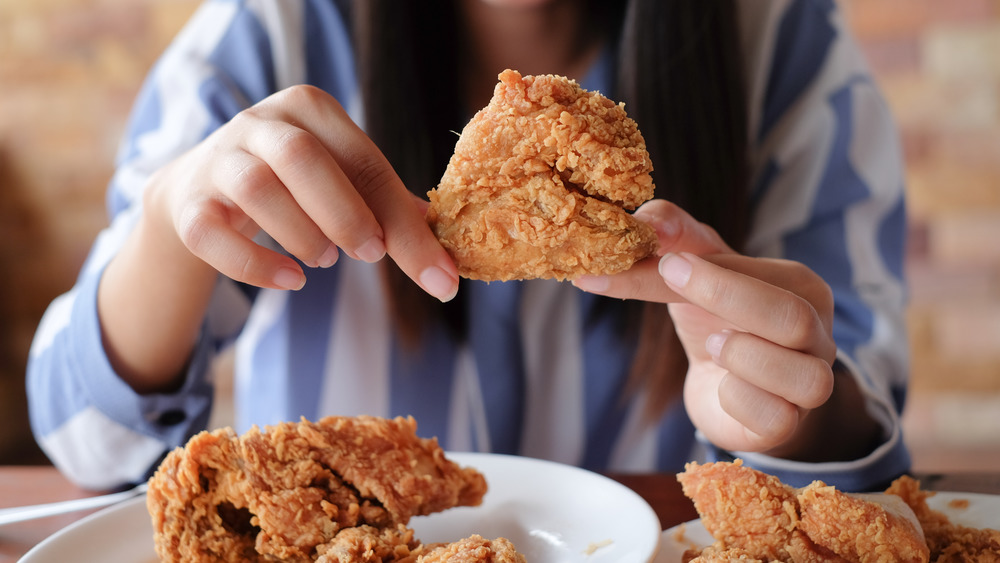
572, 255, 684, 302
717, 372, 801, 449
296, 96, 459, 301
707, 330, 834, 409
632, 199, 733, 255
409, 192, 431, 215
660, 252, 834, 359
572, 199, 732, 300
214, 147, 341, 268
237, 112, 385, 264
698, 254, 835, 333
177, 202, 305, 290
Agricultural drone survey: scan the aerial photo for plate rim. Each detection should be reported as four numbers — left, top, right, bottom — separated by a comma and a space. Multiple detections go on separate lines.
20, 495, 152, 562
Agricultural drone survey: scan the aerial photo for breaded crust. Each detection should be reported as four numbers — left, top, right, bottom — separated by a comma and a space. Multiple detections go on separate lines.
678, 461, 931, 563
147, 416, 487, 562
427, 69, 657, 281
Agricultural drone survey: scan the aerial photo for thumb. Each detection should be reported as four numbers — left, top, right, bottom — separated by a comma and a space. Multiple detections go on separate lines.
633, 199, 733, 256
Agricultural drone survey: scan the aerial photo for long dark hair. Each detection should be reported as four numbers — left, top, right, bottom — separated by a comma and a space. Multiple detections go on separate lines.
354, 0, 749, 418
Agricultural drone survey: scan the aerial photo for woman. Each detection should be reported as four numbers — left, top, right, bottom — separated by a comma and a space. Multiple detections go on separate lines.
28, 0, 910, 492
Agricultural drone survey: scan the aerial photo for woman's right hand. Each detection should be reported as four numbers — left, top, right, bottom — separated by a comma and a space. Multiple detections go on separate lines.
146, 84, 459, 301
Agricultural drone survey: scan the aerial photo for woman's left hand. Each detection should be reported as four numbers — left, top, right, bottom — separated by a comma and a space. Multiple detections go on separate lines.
573, 200, 838, 454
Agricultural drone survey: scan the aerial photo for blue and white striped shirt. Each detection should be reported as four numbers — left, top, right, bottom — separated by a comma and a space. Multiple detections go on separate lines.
27, 0, 911, 492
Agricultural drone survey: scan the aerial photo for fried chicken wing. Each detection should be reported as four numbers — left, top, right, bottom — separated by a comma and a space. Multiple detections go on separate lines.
678, 460, 930, 563
427, 69, 657, 281
147, 416, 488, 562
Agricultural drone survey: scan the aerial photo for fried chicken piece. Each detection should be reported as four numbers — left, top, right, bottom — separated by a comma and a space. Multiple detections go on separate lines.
147, 416, 487, 562
314, 525, 419, 563
414, 535, 526, 563
887, 475, 1000, 562
685, 545, 767, 562
794, 484, 928, 563
677, 460, 799, 561
427, 69, 657, 281
678, 460, 930, 563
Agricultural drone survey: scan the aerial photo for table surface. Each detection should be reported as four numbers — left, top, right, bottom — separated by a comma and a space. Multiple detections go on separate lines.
0, 466, 698, 562
2, 465, 998, 562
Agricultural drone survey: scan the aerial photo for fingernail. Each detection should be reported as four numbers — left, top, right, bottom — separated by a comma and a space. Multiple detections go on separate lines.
572, 275, 609, 293
706, 331, 729, 361
420, 265, 459, 302
274, 267, 306, 291
659, 253, 692, 288
354, 237, 386, 263
317, 244, 339, 268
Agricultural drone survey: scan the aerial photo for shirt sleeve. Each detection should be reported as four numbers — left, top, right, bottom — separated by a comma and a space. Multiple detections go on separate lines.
712, 0, 911, 491
25, 0, 275, 490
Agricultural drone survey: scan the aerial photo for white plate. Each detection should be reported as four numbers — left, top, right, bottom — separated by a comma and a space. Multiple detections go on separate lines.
411, 452, 660, 562
22, 452, 660, 563
19, 495, 156, 563
654, 491, 1000, 563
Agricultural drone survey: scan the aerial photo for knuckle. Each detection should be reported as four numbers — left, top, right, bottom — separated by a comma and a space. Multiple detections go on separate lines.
233, 249, 257, 283
384, 221, 424, 258
694, 273, 727, 306
787, 260, 834, 314
176, 206, 214, 255
231, 159, 276, 197
279, 84, 330, 109
776, 296, 818, 349
755, 402, 798, 447
270, 128, 324, 170
797, 359, 834, 408
350, 152, 397, 198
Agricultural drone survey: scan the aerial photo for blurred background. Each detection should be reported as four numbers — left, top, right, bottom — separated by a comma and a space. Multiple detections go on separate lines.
1, 0, 998, 472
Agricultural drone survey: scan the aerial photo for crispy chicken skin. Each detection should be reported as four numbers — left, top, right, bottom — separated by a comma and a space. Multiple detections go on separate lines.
413, 535, 526, 563
313, 525, 419, 563
686, 546, 767, 562
677, 460, 799, 562
793, 483, 928, 563
678, 460, 930, 563
427, 69, 658, 281
887, 476, 1000, 562
147, 416, 491, 562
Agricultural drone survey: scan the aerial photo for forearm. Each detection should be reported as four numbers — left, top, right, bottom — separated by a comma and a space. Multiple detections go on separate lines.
98, 175, 219, 394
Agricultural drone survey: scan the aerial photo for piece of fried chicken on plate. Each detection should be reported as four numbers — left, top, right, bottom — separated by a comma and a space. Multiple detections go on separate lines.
413, 534, 526, 563
313, 524, 419, 563
685, 545, 766, 562
793, 482, 928, 562
678, 460, 929, 563
427, 69, 657, 281
147, 415, 488, 562
677, 460, 799, 562
886, 475, 1000, 562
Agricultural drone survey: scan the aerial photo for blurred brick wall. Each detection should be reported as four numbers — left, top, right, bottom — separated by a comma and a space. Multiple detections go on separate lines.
843, 0, 1000, 396
0, 0, 201, 463
0, 0, 998, 466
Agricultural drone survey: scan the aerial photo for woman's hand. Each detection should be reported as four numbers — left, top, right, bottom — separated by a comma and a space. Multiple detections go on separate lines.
101, 85, 459, 394
146, 84, 459, 300
573, 200, 839, 455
